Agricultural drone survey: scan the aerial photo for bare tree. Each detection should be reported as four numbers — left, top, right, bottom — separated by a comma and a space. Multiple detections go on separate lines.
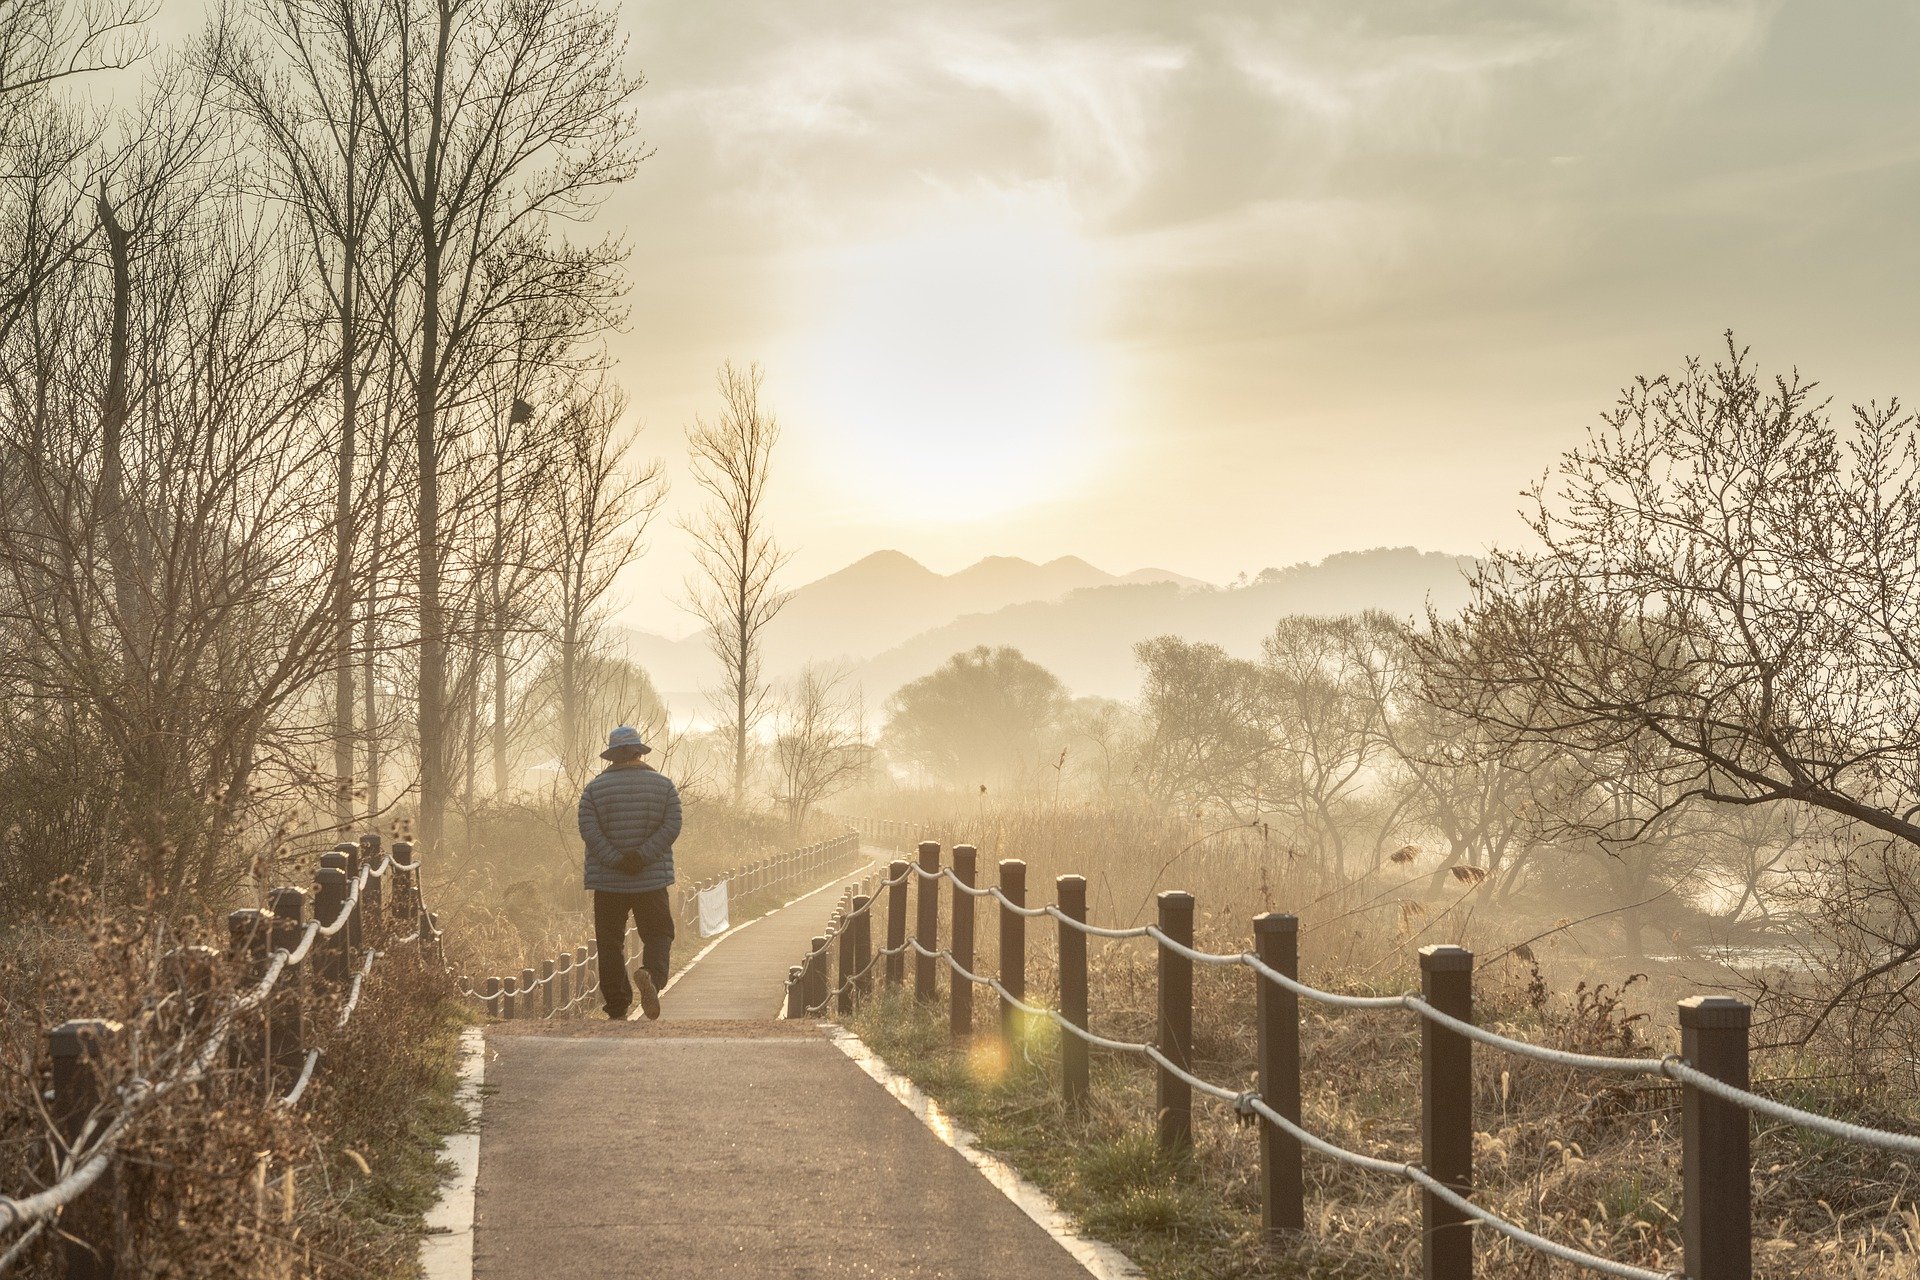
684, 360, 789, 807
1135, 636, 1272, 815
202, 0, 394, 832
542, 380, 662, 783
342, 0, 643, 851
0, 112, 347, 904
1417, 337, 1920, 1030
881, 646, 1067, 791
771, 664, 869, 828
0, 0, 152, 343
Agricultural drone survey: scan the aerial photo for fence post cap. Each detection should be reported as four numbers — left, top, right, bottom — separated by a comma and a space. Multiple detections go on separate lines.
268, 886, 307, 920
1253, 912, 1298, 934
1677, 995, 1751, 1028
953, 843, 978, 856
49, 1019, 122, 1057
318, 850, 349, 871
1056, 873, 1086, 888
1418, 943, 1473, 971
917, 840, 940, 861
1157, 889, 1195, 910
359, 832, 381, 850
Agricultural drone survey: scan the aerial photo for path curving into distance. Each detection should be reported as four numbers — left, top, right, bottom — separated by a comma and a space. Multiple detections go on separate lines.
466, 848, 1105, 1280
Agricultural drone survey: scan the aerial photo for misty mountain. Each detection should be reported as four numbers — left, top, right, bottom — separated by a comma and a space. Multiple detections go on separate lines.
614, 551, 1206, 697
856, 547, 1478, 701
619, 546, 1475, 707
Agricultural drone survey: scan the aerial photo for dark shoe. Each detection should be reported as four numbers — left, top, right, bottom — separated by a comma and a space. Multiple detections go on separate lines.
633, 967, 661, 1021
604, 1005, 629, 1021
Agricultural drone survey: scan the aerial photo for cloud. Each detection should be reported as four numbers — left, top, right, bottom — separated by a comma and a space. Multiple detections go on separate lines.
1215, 1, 1776, 165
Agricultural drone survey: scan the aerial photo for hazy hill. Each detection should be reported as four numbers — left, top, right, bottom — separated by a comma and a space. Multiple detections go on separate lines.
856, 547, 1478, 701
614, 551, 1207, 698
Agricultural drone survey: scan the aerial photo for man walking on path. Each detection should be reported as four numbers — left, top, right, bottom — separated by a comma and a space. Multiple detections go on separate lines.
579, 726, 681, 1020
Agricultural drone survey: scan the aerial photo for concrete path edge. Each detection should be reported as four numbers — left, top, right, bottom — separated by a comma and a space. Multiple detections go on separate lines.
825, 1026, 1145, 1280
421, 1026, 487, 1280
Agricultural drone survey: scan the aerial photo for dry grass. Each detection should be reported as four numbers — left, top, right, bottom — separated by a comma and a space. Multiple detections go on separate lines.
432, 797, 837, 982
845, 800, 1920, 1280
0, 891, 468, 1277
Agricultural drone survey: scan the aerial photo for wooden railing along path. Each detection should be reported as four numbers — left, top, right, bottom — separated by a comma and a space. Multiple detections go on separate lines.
791, 827, 1920, 1280
0, 829, 865, 1275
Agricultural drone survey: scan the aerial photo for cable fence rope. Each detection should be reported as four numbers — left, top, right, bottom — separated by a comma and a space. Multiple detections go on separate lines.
0, 844, 435, 1238
808, 824, 1920, 1280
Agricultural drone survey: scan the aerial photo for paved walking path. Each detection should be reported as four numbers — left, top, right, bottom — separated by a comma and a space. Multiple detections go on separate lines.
663, 859, 881, 1020
470, 852, 1095, 1280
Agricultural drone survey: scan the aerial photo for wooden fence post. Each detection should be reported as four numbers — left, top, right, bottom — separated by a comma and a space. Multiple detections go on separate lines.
520, 968, 536, 1022
1420, 944, 1474, 1280
49, 1019, 121, 1280
556, 952, 573, 1015
998, 860, 1027, 1057
313, 866, 351, 984
1057, 874, 1089, 1112
914, 841, 941, 1004
805, 937, 829, 1015
578, 945, 593, 1001
950, 844, 977, 1039
837, 920, 855, 1016
885, 859, 909, 988
333, 841, 364, 950
228, 908, 272, 1080
482, 977, 501, 1019
1156, 890, 1195, 1153
398, 838, 419, 901
359, 832, 383, 934
786, 965, 805, 1018
267, 888, 308, 1084
1680, 996, 1752, 1280
164, 945, 220, 1037
852, 895, 873, 1003
503, 977, 519, 1020
539, 960, 555, 1019
1255, 912, 1303, 1235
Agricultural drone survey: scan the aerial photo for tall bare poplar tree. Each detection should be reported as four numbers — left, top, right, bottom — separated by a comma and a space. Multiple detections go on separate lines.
685, 361, 789, 807
203, 0, 391, 832
547, 381, 662, 782
342, 0, 642, 850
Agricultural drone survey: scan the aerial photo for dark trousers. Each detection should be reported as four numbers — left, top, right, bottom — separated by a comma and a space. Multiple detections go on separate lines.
594, 888, 676, 1016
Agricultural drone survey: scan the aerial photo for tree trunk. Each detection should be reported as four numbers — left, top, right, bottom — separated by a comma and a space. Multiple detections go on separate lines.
362, 443, 386, 817
332, 247, 358, 832
490, 456, 508, 796
415, 237, 446, 853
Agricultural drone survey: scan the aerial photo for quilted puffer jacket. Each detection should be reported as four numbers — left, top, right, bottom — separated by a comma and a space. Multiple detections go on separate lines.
577, 761, 680, 894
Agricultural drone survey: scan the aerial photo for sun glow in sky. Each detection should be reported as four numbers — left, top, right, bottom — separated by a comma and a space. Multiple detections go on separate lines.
797, 211, 1108, 522
592, 0, 1920, 617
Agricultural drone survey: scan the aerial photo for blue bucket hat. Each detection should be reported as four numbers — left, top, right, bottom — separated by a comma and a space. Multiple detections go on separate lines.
600, 725, 652, 761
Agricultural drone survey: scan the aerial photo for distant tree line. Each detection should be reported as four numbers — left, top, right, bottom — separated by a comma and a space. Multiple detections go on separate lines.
872, 340, 1920, 1044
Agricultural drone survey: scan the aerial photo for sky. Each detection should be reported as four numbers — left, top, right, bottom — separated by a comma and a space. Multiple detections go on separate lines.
158, 0, 1920, 632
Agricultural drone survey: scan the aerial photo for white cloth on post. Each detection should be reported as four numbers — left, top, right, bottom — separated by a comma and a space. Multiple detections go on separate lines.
696, 881, 730, 938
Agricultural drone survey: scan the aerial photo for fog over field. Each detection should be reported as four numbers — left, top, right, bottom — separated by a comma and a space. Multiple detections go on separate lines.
5, 0, 1920, 1275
